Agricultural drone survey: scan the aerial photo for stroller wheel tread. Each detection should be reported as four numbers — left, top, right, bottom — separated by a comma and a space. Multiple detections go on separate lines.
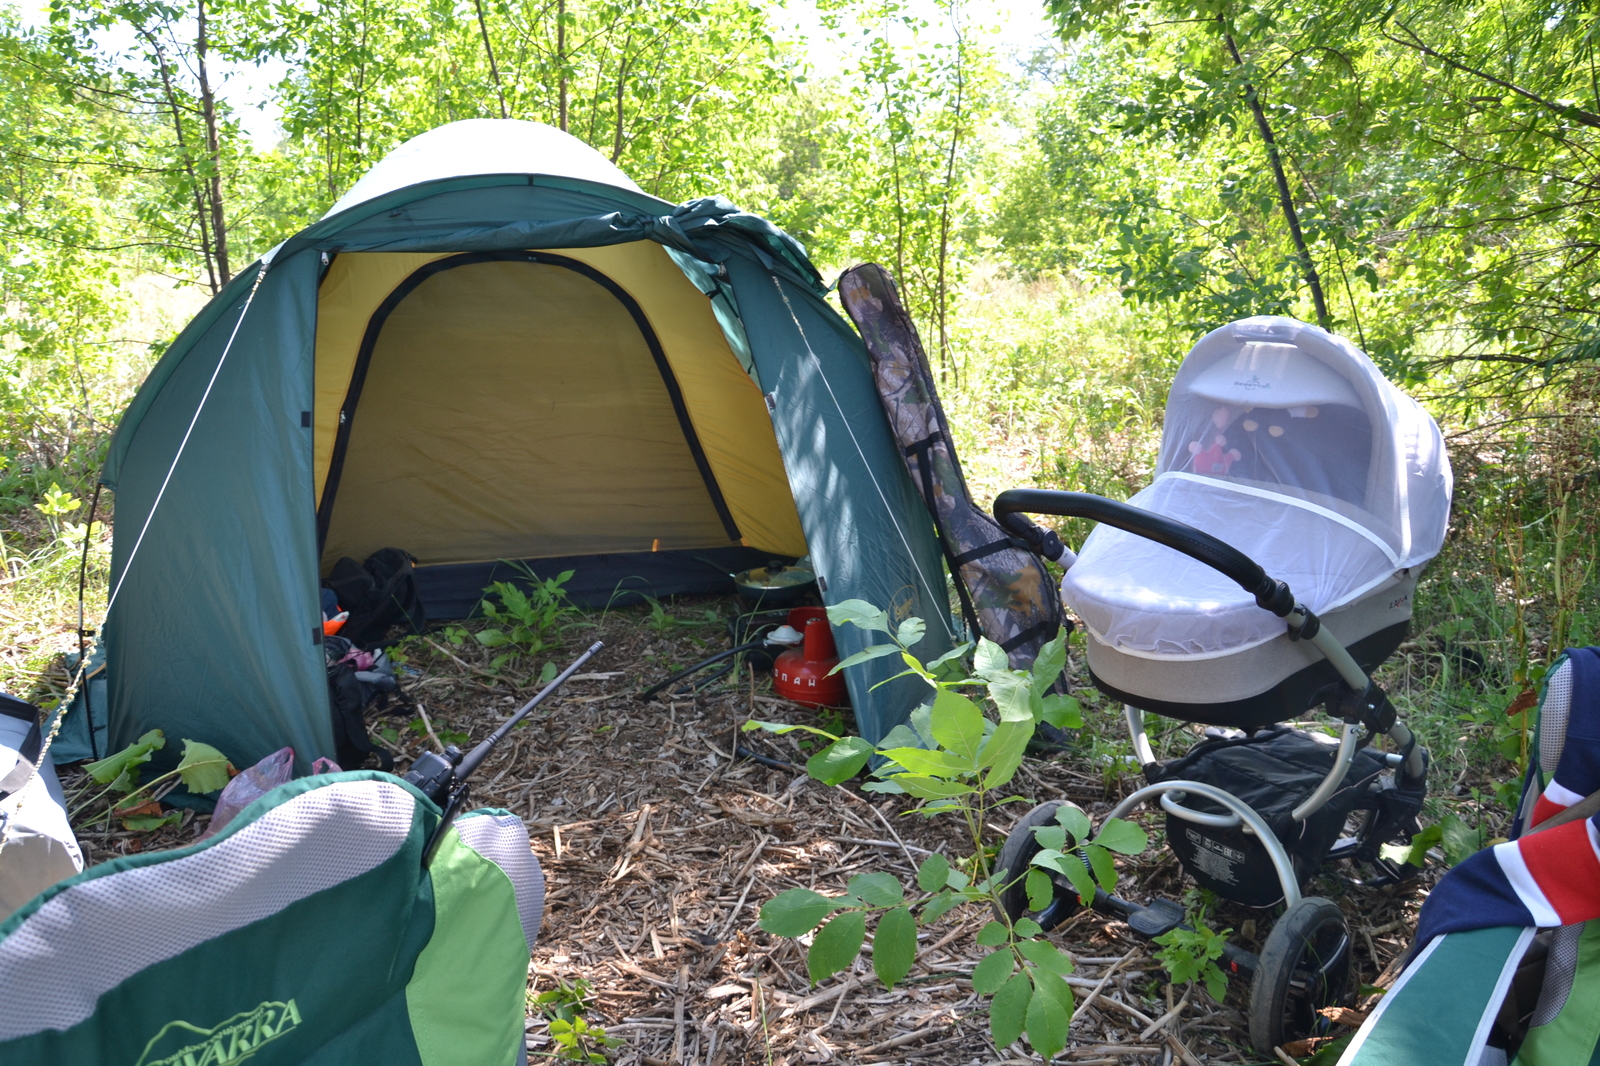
1248, 895, 1352, 1055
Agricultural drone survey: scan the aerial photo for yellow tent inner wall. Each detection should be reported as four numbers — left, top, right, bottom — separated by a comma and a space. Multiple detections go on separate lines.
313, 245, 806, 570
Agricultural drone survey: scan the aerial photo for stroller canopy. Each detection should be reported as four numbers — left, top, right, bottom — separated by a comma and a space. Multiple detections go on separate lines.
1063, 317, 1452, 657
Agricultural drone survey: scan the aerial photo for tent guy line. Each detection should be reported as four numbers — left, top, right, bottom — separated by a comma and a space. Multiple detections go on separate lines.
105, 263, 268, 615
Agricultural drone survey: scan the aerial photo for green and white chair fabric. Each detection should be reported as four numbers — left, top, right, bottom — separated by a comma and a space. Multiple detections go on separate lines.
0, 771, 542, 1066
0, 695, 84, 922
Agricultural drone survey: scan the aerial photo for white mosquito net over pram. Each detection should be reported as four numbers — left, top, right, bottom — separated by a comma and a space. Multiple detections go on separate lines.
1062, 317, 1452, 658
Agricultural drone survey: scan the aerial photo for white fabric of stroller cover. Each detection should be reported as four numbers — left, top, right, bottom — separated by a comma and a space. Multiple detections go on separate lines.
1062, 316, 1452, 658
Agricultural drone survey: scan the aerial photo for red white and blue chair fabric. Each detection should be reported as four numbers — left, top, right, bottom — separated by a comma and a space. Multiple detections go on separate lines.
1341, 648, 1600, 1066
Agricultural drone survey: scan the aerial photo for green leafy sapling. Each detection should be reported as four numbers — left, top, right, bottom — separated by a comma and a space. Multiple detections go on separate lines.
1152, 890, 1232, 1003
473, 570, 580, 669
749, 600, 1148, 1060
532, 977, 621, 1063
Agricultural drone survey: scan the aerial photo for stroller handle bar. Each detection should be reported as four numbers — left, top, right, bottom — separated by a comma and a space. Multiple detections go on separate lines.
993, 489, 1296, 616
994, 488, 1373, 690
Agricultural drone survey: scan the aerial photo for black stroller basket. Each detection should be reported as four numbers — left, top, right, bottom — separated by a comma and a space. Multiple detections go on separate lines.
993, 489, 1429, 1054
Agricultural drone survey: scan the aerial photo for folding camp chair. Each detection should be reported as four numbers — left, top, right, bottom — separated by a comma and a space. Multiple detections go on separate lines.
1341, 648, 1600, 1065
0, 771, 543, 1065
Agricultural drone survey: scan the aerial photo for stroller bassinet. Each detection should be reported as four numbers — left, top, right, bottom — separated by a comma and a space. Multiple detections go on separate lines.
993, 317, 1452, 1053
1063, 317, 1451, 727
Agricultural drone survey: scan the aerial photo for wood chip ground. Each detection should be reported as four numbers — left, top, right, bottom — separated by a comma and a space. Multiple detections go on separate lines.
61, 599, 1441, 1065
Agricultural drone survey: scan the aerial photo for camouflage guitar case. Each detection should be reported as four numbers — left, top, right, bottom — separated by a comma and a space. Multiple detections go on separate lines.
838, 263, 1067, 670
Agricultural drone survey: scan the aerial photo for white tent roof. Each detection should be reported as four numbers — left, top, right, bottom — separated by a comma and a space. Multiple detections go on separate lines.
321, 119, 645, 220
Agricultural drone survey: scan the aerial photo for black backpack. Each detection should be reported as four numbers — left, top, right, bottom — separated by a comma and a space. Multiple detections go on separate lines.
324, 547, 427, 649
324, 635, 398, 772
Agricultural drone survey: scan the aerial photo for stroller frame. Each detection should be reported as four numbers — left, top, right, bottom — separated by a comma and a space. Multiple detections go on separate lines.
993, 489, 1428, 1054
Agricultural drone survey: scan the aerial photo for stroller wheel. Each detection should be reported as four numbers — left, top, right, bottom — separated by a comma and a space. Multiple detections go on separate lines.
995, 801, 1081, 931
1249, 896, 1352, 1055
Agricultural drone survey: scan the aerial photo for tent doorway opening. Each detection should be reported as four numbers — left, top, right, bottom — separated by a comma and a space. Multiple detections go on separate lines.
311, 244, 808, 612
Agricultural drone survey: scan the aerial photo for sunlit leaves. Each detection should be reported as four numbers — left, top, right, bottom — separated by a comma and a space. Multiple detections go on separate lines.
175, 740, 232, 794
879, 745, 974, 777
85, 729, 164, 790
1029, 629, 1068, 692
829, 643, 901, 674
827, 599, 892, 635
895, 616, 926, 648
929, 687, 985, 762
978, 719, 1032, 790
1093, 817, 1150, 855
972, 638, 1010, 681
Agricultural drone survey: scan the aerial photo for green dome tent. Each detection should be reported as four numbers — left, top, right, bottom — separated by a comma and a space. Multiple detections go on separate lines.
99, 119, 953, 774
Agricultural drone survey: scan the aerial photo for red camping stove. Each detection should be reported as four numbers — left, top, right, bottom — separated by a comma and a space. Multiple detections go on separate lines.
772, 607, 848, 708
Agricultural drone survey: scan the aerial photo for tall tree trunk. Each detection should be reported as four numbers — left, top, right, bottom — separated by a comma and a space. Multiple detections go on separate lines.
473, 0, 507, 118
196, 0, 230, 286
935, 2, 965, 384
882, 78, 906, 291
611, 40, 632, 162
1221, 20, 1328, 327
556, 0, 567, 131
353, 0, 369, 173
141, 26, 218, 293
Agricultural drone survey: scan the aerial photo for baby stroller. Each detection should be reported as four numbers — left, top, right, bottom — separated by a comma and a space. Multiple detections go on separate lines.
991, 317, 1452, 1054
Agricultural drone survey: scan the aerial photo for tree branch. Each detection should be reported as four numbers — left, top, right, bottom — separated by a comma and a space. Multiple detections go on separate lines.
473, 0, 508, 119
1384, 20, 1600, 130
1220, 17, 1330, 326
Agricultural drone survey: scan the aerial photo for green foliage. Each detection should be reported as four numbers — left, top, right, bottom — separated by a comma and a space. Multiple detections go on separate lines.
639, 597, 721, 636
73, 730, 233, 830
175, 740, 233, 795
808, 910, 867, 984
1382, 812, 1487, 868
1027, 802, 1149, 906
761, 888, 846, 937
754, 607, 1094, 1057
1153, 890, 1231, 1003
473, 571, 579, 669
533, 977, 620, 1063
1009, 0, 1600, 391
84, 728, 165, 791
